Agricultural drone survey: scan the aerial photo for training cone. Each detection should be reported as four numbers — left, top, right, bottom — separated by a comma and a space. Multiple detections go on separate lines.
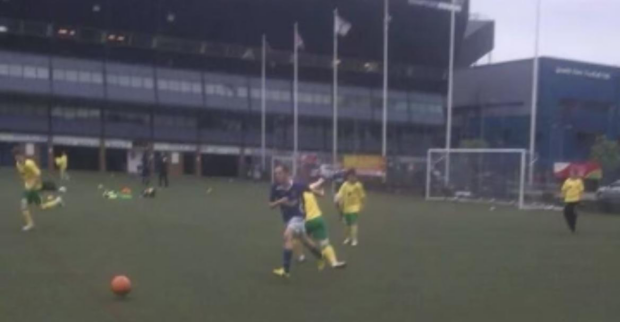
111, 275, 132, 296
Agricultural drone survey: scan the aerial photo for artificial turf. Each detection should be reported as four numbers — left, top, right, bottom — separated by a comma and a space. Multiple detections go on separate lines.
1, 169, 620, 322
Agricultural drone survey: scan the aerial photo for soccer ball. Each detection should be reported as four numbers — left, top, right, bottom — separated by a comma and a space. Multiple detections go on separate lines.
111, 275, 132, 296
58, 186, 67, 193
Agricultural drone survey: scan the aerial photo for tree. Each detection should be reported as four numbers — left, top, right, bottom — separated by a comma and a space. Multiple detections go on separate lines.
459, 139, 489, 149
590, 136, 620, 183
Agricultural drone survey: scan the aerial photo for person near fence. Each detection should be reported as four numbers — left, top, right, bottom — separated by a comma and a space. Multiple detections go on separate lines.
561, 170, 584, 233
157, 153, 169, 188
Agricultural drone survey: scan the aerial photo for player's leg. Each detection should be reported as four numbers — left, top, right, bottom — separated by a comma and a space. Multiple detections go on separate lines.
273, 224, 296, 277
563, 203, 576, 233
307, 217, 346, 269
344, 213, 359, 246
40, 194, 64, 210
292, 239, 306, 262
20, 192, 35, 231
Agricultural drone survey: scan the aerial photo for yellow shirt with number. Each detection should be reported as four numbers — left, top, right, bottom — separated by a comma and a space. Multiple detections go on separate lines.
16, 159, 42, 190
337, 181, 366, 214
562, 178, 584, 203
303, 192, 322, 221
55, 155, 68, 170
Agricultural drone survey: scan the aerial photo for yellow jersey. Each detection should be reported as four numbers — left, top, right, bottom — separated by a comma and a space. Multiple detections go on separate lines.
55, 155, 68, 170
16, 159, 42, 190
303, 192, 322, 221
562, 178, 584, 203
337, 181, 366, 214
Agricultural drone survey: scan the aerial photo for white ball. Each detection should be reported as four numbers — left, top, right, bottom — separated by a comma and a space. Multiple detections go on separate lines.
58, 186, 67, 193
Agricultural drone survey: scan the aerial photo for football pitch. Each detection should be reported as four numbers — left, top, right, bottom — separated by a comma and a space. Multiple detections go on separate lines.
2, 169, 620, 322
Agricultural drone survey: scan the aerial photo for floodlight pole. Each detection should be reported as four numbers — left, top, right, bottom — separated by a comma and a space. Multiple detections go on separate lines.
261, 34, 267, 172
381, 0, 390, 158
444, 0, 456, 184
528, 0, 542, 185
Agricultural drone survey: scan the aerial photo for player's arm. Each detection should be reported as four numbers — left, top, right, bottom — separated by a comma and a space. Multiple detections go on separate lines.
560, 180, 569, 197
308, 178, 325, 197
268, 186, 286, 208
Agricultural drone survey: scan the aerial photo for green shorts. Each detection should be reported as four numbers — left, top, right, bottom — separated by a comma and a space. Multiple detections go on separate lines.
305, 217, 328, 241
344, 213, 359, 226
23, 189, 42, 206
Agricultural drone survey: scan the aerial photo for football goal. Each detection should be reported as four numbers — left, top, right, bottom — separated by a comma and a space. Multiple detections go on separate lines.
426, 148, 527, 209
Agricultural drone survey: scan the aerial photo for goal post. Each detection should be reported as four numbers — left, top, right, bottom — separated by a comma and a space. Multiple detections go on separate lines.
426, 148, 527, 209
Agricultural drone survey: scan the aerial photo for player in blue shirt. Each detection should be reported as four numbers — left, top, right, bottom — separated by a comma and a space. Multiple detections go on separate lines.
269, 164, 323, 278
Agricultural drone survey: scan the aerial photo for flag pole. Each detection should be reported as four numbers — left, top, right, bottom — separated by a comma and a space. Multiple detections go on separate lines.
381, 0, 389, 158
444, 0, 456, 184
293, 23, 299, 177
261, 34, 267, 172
528, 0, 542, 185
332, 9, 339, 169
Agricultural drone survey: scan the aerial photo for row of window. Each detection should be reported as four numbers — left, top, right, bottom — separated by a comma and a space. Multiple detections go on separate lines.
1, 61, 444, 113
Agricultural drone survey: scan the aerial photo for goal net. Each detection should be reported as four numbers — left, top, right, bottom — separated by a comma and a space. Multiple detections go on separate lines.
426, 149, 527, 209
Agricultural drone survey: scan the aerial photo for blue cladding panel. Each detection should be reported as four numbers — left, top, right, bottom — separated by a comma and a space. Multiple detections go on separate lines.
106, 63, 156, 104
153, 127, 198, 142
204, 73, 249, 112
51, 57, 105, 99
157, 68, 203, 108
52, 119, 102, 136
0, 116, 48, 133
0, 51, 51, 94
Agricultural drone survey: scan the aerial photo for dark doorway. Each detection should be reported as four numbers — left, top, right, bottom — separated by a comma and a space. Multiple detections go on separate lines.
106, 148, 127, 173
201, 154, 238, 177
183, 152, 196, 175
54, 145, 99, 171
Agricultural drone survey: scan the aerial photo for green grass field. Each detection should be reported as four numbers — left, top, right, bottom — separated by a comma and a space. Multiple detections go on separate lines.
2, 169, 620, 322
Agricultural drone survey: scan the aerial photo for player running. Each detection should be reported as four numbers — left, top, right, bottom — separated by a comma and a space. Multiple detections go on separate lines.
269, 164, 324, 278
336, 169, 366, 246
14, 147, 64, 231
55, 151, 69, 181
303, 179, 347, 269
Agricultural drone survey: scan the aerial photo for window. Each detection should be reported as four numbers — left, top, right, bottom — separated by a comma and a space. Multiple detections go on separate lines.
52, 106, 101, 120
180, 81, 191, 93
118, 75, 130, 87
251, 89, 261, 99
65, 70, 78, 82
237, 87, 248, 98
168, 80, 181, 91
0, 64, 8, 76
36, 67, 49, 79
53, 69, 66, 81
130, 76, 143, 88
143, 78, 154, 89
107, 74, 119, 85
23, 66, 38, 79
191, 83, 202, 94
9, 65, 23, 77
91, 72, 103, 84
78, 71, 91, 83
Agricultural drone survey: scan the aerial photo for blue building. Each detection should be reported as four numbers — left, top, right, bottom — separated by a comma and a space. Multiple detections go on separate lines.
454, 57, 620, 179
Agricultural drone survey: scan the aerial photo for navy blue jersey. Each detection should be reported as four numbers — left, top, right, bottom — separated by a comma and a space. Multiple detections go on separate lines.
270, 181, 309, 223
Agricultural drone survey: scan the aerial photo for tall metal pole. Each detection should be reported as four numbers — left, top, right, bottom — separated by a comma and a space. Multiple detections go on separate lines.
381, 0, 390, 158
261, 34, 267, 171
293, 23, 299, 177
444, 0, 456, 183
332, 9, 339, 168
528, 0, 542, 185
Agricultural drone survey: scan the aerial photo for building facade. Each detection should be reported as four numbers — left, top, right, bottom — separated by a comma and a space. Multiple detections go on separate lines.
454, 57, 620, 179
